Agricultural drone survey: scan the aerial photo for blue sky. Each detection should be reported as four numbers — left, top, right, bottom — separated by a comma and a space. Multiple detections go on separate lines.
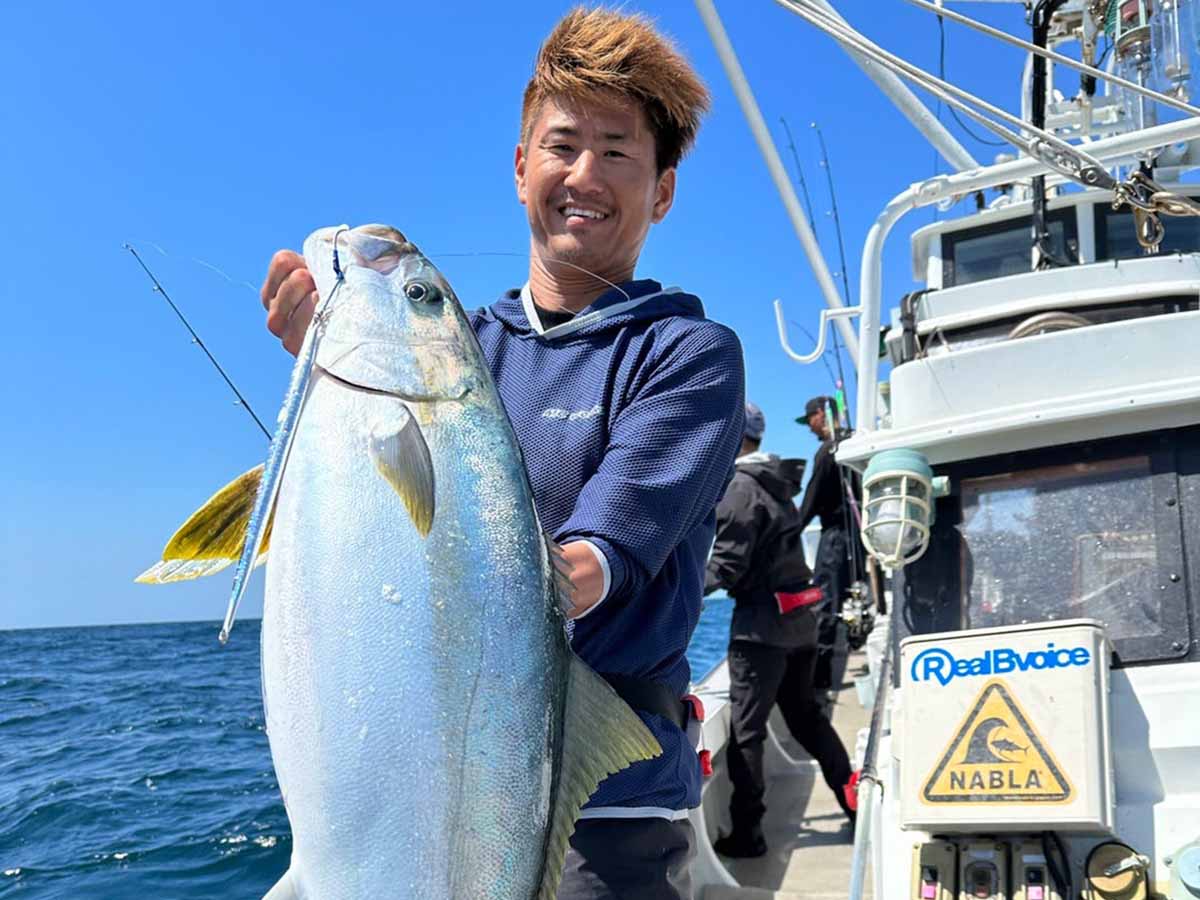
2, 1, 1030, 629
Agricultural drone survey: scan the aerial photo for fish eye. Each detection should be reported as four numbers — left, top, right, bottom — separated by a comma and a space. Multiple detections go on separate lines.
404, 280, 442, 304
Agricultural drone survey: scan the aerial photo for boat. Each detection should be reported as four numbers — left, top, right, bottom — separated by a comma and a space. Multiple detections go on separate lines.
685, 2, 1200, 897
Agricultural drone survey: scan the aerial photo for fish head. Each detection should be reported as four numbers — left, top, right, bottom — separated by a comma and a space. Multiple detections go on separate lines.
303, 224, 483, 402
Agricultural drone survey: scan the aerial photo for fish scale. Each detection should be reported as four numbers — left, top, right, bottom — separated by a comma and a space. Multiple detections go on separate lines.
263, 370, 559, 898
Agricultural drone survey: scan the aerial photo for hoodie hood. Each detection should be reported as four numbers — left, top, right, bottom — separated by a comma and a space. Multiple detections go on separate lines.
736, 452, 807, 502
474, 279, 705, 340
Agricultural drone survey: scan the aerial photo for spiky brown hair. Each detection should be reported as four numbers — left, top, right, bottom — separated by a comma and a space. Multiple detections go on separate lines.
521, 7, 710, 173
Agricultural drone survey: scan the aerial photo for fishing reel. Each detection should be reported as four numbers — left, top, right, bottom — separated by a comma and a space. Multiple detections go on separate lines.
840, 580, 874, 651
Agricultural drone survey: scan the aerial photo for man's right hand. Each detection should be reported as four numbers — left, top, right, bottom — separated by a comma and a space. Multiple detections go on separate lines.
262, 250, 318, 357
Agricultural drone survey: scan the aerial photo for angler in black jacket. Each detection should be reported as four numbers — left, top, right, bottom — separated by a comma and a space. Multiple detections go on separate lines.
798, 395, 859, 692
704, 403, 855, 859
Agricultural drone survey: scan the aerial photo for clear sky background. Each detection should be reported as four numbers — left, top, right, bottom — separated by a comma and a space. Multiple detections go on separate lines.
3, 1, 1036, 629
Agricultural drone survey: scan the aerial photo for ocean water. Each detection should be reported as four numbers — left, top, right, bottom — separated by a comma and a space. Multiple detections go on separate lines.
0, 598, 733, 899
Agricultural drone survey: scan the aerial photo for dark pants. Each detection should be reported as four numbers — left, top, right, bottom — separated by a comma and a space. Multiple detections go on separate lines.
812, 525, 850, 691
557, 818, 695, 899
726, 640, 853, 837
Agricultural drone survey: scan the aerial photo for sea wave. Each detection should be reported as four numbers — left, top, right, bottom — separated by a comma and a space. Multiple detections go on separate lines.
0, 608, 732, 898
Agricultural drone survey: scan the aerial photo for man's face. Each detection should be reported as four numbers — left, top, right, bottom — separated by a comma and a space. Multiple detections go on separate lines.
807, 408, 828, 439
515, 95, 675, 282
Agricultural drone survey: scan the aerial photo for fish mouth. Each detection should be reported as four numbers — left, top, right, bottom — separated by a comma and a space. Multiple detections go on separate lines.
319, 367, 470, 403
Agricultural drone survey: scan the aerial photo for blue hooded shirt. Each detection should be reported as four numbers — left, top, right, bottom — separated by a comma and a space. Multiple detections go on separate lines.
470, 278, 745, 814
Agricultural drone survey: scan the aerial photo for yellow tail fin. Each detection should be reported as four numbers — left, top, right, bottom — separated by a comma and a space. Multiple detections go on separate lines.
135, 465, 272, 584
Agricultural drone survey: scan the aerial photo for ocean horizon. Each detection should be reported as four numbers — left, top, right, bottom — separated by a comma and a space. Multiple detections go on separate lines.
0, 599, 733, 898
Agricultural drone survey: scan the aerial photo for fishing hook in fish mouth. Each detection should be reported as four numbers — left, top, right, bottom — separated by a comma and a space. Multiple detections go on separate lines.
331, 227, 350, 279
318, 367, 471, 404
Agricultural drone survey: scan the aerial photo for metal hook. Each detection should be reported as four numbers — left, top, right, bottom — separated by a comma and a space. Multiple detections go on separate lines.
1134, 207, 1165, 252
774, 299, 862, 365
331, 226, 350, 280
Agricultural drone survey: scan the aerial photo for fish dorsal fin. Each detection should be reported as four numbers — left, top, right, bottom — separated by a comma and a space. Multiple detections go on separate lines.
536, 655, 662, 900
135, 465, 272, 584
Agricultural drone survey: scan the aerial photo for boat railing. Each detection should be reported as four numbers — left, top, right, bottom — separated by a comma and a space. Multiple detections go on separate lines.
850, 116, 1200, 439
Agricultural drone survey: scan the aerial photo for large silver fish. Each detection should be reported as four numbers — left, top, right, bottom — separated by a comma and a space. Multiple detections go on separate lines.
138, 224, 660, 899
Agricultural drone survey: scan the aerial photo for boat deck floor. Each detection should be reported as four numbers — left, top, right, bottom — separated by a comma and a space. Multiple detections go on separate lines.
702, 650, 872, 900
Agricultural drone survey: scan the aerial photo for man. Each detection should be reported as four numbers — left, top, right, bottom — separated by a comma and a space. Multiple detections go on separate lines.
705, 402, 854, 858
797, 395, 855, 694
259, 8, 745, 898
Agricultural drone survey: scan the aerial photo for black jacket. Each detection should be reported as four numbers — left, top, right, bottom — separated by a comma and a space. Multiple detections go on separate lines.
797, 440, 845, 532
704, 453, 818, 647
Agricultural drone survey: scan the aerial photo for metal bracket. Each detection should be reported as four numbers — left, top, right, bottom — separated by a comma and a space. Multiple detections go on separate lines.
774, 299, 863, 365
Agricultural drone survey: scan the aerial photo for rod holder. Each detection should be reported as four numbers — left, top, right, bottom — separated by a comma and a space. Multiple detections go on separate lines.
774, 298, 863, 365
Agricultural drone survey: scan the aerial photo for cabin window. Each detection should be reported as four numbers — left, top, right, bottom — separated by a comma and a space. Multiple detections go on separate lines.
942, 210, 1077, 288
894, 433, 1192, 666
959, 456, 1171, 660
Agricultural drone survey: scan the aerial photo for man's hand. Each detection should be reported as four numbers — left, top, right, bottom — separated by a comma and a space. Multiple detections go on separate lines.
262, 250, 318, 357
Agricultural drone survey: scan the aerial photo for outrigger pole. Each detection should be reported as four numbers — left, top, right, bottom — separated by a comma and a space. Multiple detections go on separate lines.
694, 0, 860, 363
782, 0, 980, 172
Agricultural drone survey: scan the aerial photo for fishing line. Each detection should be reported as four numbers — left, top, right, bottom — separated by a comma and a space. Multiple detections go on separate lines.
124, 243, 272, 441
125, 237, 259, 294
430, 249, 632, 304
779, 116, 819, 238
812, 122, 856, 421
790, 319, 839, 390
126, 238, 630, 446
937, 15, 1006, 147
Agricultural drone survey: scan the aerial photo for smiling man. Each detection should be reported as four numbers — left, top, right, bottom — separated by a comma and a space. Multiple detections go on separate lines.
260, 7, 744, 897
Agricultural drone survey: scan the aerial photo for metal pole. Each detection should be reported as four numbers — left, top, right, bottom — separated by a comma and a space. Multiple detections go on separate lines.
695, 0, 860, 362
790, 0, 980, 172
848, 634, 892, 900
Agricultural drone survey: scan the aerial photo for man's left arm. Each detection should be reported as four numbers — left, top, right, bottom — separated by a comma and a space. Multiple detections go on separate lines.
556, 325, 746, 617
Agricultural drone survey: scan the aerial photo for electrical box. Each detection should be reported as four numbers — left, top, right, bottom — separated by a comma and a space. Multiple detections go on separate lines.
958, 841, 1009, 900
911, 841, 957, 900
899, 619, 1114, 833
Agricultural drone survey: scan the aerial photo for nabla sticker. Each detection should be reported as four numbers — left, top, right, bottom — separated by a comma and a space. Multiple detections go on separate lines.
922, 679, 1072, 804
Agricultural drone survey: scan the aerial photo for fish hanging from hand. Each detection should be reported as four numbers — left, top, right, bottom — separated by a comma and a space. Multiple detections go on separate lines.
137, 224, 660, 900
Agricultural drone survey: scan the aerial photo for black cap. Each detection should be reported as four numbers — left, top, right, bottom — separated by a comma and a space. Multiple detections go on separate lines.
799, 395, 834, 423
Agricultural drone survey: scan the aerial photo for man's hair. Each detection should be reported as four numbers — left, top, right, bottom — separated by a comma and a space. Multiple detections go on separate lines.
521, 7, 710, 173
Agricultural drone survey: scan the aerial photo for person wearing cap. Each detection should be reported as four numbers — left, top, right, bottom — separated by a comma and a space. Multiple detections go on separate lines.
704, 402, 855, 858
797, 395, 857, 694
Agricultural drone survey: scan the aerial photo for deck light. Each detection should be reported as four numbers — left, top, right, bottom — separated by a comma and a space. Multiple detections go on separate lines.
860, 449, 944, 569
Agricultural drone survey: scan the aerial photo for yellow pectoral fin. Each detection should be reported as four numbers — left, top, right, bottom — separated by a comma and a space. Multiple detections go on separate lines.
368, 408, 435, 537
135, 464, 273, 584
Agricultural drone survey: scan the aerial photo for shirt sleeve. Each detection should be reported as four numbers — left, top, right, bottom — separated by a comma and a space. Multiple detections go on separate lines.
704, 476, 763, 596
797, 442, 831, 532
554, 323, 746, 606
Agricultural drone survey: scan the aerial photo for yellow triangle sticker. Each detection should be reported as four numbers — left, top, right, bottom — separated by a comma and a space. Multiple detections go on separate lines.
922, 679, 1073, 805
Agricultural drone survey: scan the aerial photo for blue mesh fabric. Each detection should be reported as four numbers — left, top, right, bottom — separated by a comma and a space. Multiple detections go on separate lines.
471, 279, 745, 811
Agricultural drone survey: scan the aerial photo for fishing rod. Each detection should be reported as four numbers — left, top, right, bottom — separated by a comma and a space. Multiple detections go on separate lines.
811, 122, 854, 428
124, 243, 272, 441
780, 116, 819, 238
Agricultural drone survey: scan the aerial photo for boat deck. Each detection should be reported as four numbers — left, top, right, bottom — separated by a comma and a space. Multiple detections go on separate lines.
690, 648, 873, 900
